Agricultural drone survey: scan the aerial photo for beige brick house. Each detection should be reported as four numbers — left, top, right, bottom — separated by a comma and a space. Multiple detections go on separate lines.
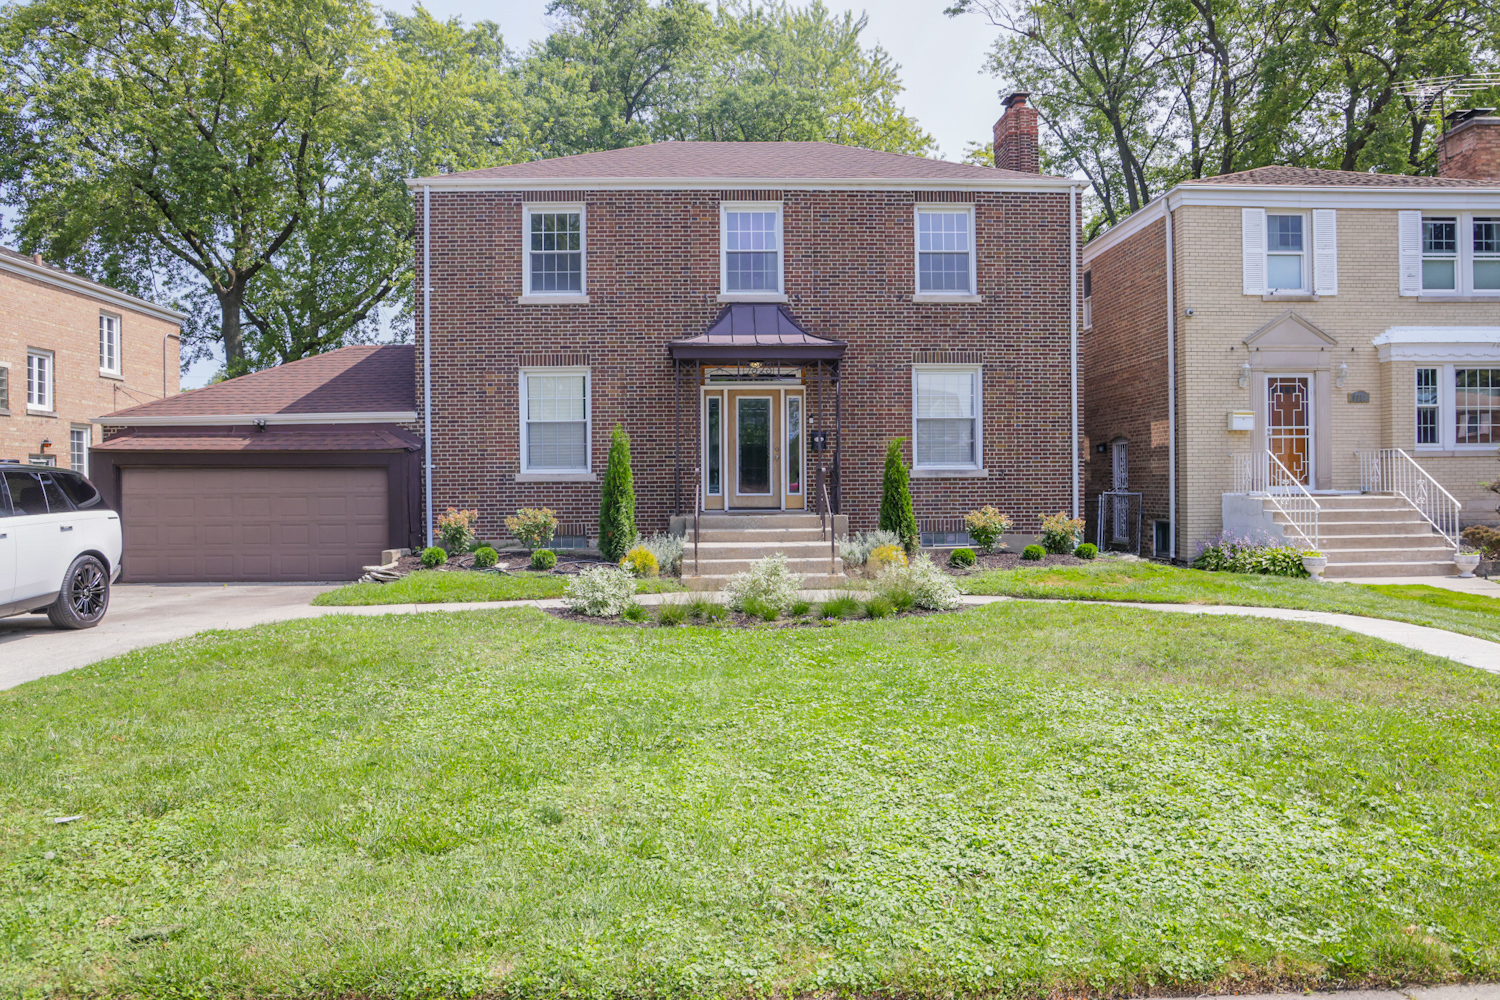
1, 247, 182, 474
1082, 109, 1500, 578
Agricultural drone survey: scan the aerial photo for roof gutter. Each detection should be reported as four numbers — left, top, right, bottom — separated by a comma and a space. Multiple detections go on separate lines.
0, 255, 187, 324
403, 175, 1078, 193
91, 411, 417, 427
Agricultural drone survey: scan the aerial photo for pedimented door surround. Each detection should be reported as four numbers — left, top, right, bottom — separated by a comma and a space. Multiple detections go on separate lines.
1243, 311, 1338, 491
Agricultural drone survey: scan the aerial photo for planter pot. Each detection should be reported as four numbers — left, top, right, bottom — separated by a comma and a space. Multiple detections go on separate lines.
1454, 552, 1481, 579
1301, 555, 1328, 582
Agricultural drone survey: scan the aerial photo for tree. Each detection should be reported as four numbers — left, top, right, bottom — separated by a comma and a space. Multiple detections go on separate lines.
0, 0, 524, 375
599, 425, 637, 562
878, 438, 918, 556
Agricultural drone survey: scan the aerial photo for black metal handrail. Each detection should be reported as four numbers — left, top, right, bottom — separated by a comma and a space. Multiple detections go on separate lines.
818, 466, 835, 573
693, 466, 701, 576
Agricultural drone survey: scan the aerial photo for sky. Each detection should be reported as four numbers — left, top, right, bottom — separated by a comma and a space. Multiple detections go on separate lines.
182, 0, 1009, 388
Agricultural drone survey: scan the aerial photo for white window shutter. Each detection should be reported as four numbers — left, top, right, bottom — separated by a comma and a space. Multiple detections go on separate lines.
1242, 208, 1266, 295
1312, 209, 1337, 295
1398, 210, 1422, 296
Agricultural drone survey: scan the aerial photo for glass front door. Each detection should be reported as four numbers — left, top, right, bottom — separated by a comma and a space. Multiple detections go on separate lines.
737, 398, 771, 494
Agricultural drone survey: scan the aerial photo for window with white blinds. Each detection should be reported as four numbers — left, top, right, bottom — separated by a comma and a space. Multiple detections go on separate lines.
521, 370, 590, 472
912, 367, 981, 469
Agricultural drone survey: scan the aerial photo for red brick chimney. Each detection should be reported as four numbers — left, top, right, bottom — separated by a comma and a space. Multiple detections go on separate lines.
1437, 108, 1500, 182
993, 92, 1039, 173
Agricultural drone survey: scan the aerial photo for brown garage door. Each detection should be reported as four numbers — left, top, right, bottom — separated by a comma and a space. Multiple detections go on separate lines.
121, 467, 389, 582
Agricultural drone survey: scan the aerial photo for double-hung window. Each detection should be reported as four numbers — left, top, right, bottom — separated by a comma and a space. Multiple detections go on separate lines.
99, 313, 121, 375
1266, 214, 1306, 291
720, 204, 782, 296
915, 207, 975, 295
1422, 216, 1459, 291
1414, 365, 1500, 449
0, 362, 9, 413
70, 426, 90, 476
520, 368, 590, 473
524, 206, 585, 296
1082, 269, 1093, 328
26, 349, 52, 411
912, 367, 982, 470
1406, 212, 1500, 295
1472, 217, 1500, 290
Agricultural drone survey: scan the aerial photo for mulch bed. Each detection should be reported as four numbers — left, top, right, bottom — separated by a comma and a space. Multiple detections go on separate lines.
545, 604, 963, 630
940, 550, 1115, 574
388, 550, 611, 576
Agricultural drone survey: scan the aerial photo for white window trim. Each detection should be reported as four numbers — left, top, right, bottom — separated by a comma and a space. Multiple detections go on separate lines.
518, 366, 593, 478
99, 311, 122, 376
784, 390, 803, 497
703, 393, 723, 497
1417, 212, 1500, 297
521, 203, 587, 300
1415, 361, 1500, 452
719, 201, 784, 301
1265, 211, 1309, 294
26, 348, 54, 413
911, 364, 984, 473
913, 204, 978, 298
0, 360, 10, 414
1082, 269, 1093, 329
70, 424, 90, 476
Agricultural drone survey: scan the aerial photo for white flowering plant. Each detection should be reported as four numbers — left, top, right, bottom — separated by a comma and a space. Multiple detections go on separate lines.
563, 566, 638, 617
724, 553, 804, 613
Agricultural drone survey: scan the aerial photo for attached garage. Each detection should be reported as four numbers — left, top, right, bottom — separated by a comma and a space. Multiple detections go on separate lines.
121, 467, 390, 582
90, 346, 421, 584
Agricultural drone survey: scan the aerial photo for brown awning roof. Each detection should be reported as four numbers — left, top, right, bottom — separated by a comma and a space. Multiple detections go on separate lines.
668, 304, 847, 361
93, 424, 422, 453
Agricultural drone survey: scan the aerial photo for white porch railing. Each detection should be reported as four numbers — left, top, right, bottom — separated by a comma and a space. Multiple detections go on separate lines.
1230, 450, 1322, 550
1357, 448, 1461, 551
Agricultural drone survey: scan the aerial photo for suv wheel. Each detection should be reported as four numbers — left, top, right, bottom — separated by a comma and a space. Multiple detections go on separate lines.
48, 555, 111, 630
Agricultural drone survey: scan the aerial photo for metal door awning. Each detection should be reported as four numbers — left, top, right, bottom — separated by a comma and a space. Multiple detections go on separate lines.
668, 304, 847, 361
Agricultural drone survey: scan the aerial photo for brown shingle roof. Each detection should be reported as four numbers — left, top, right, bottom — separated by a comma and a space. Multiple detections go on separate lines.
1181, 165, 1493, 188
93, 425, 422, 453
103, 344, 415, 421
414, 141, 1063, 184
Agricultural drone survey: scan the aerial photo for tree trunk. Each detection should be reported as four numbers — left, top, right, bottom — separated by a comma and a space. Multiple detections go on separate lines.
217, 282, 246, 373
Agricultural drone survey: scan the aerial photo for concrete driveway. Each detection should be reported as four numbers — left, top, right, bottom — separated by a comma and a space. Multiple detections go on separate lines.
0, 583, 336, 690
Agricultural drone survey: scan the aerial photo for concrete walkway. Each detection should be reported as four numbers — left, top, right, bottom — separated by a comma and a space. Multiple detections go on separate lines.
4, 583, 1498, 691
1220, 988, 1498, 1000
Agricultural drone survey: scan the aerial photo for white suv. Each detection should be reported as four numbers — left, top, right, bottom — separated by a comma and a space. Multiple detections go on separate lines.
0, 467, 122, 629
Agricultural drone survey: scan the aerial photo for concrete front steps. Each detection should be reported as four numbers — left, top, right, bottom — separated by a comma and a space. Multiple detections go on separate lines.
1265, 493, 1458, 579
679, 512, 848, 591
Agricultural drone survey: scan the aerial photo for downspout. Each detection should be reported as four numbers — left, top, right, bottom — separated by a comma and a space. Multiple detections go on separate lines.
423, 185, 433, 549
1165, 197, 1178, 561
1070, 184, 1080, 518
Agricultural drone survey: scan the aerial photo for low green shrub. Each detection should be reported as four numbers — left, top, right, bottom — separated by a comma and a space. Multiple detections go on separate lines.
1074, 543, 1098, 560
742, 596, 780, 621
819, 595, 861, 619
436, 508, 478, 554
868, 543, 907, 574
420, 546, 447, 569
863, 596, 895, 618
695, 600, 728, 623
472, 546, 499, 569
1021, 544, 1045, 561
789, 599, 812, 617
837, 530, 902, 569
638, 532, 685, 577
656, 602, 689, 626
1040, 511, 1086, 554
1192, 531, 1309, 578
505, 507, 558, 550
622, 602, 649, 622
949, 547, 976, 568
530, 549, 557, 571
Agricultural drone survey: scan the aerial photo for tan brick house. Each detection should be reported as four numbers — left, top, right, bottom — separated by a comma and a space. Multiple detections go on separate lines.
1, 247, 182, 473
408, 95, 1084, 577
1081, 109, 1500, 578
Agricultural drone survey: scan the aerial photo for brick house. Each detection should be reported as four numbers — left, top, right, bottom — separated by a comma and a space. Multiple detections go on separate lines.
1081, 109, 1500, 578
409, 94, 1083, 566
1, 247, 181, 472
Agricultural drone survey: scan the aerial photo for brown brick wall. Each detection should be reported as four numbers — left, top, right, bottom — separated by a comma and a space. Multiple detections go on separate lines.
1438, 118, 1500, 182
415, 186, 1080, 544
1081, 217, 1171, 556
1, 267, 180, 472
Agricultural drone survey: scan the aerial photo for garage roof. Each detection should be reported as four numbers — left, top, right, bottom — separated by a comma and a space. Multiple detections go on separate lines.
94, 425, 422, 453
99, 344, 415, 426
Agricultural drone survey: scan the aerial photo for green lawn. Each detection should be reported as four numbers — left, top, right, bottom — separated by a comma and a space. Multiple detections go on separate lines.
963, 561, 1500, 643
311, 569, 684, 606
3, 605, 1499, 998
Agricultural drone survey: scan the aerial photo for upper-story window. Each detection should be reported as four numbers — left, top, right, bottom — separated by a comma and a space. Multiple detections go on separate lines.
26, 349, 52, 412
720, 203, 782, 297
524, 205, 585, 297
915, 207, 975, 296
99, 313, 121, 375
1082, 269, 1093, 328
1402, 211, 1500, 295
1266, 213, 1306, 291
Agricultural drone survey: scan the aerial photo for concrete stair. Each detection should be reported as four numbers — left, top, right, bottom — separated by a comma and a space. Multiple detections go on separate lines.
680, 512, 847, 591
1264, 493, 1457, 579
